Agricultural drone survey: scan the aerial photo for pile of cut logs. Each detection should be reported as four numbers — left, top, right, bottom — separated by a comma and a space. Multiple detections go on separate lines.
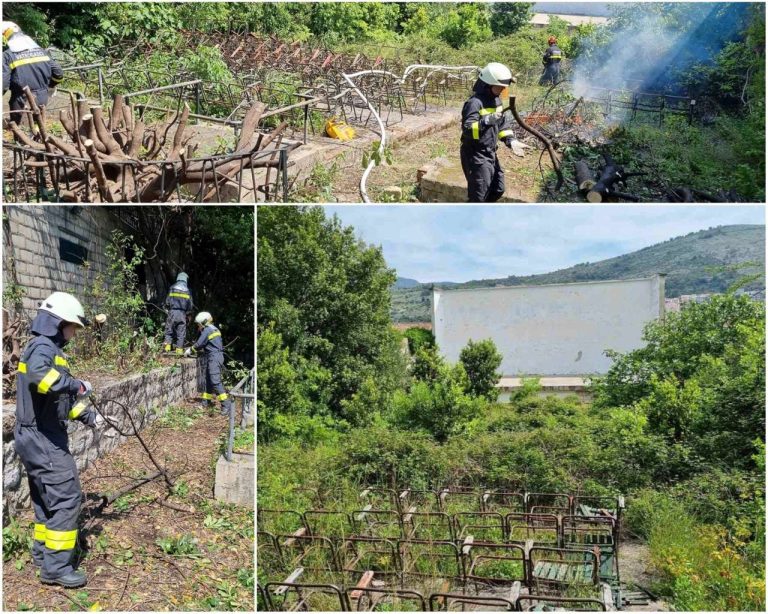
4, 86, 297, 202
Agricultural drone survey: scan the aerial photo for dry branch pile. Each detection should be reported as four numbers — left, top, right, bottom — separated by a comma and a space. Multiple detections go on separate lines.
5, 86, 298, 202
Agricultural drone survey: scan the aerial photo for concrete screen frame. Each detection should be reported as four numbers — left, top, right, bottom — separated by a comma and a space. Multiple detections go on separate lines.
431, 275, 665, 377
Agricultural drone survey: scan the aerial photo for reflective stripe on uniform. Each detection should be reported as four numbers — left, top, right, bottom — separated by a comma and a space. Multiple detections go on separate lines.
217, 393, 229, 401
201, 392, 213, 400
45, 528, 77, 551
8, 55, 50, 70
38, 368, 60, 393
169, 292, 190, 299
18, 362, 27, 373
69, 401, 87, 420
498, 129, 514, 139
50, 75, 63, 83
54, 355, 69, 367
549, 55, 562, 60
207, 331, 221, 340
478, 106, 503, 116
471, 121, 479, 140
34, 523, 47, 541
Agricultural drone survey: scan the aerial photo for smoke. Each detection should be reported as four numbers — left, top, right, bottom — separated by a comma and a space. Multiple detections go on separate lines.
571, 3, 752, 97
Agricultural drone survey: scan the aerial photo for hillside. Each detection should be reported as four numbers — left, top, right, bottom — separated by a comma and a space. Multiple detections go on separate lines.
391, 225, 765, 322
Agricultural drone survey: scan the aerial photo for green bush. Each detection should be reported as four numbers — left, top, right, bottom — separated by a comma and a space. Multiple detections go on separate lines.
395, 362, 486, 442
459, 338, 503, 401
403, 327, 435, 354
410, 345, 444, 383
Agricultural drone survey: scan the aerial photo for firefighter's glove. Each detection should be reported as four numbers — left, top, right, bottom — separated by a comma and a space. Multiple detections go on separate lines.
481, 112, 502, 127
184, 348, 193, 358
78, 380, 93, 398
503, 137, 514, 149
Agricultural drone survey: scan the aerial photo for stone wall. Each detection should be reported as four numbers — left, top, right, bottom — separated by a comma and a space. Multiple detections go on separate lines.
418, 157, 531, 203
3, 205, 118, 316
3, 360, 198, 513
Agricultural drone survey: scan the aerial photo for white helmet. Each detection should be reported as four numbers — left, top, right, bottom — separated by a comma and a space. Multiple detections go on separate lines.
1, 21, 21, 44
195, 312, 212, 326
39, 292, 88, 327
479, 62, 514, 87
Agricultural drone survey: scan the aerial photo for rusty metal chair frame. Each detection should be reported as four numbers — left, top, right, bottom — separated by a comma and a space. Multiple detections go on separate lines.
453, 511, 506, 542
463, 541, 527, 592
506, 513, 561, 546
481, 490, 526, 514
353, 508, 404, 540
265, 580, 350, 611
339, 536, 402, 582
429, 592, 516, 611
346, 586, 427, 611
258, 509, 307, 535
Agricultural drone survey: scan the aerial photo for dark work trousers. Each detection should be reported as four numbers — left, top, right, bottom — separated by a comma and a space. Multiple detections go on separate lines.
539, 63, 561, 86
460, 146, 505, 203
14, 425, 81, 578
203, 352, 233, 413
163, 310, 187, 350
9, 88, 49, 127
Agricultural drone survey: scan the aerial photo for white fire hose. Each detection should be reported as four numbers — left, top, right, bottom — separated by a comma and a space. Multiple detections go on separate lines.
342, 64, 478, 202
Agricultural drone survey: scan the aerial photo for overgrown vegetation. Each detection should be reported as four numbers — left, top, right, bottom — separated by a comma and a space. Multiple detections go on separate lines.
258, 208, 765, 611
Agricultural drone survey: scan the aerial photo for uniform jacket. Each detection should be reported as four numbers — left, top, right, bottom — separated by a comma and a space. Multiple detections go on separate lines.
193, 323, 224, 358
2, 37, 63, 104
164, 281, 193, 313
460, 79, 515, 156
16, 312, 91, 438
543, 44, 563, 66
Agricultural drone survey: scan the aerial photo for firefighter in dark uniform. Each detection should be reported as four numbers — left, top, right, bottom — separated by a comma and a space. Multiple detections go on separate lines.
460, 62, 516, 203
185, 312, 233, 416
15, 292, 100, 588
2, 21, 64, 126
163, 272, 193, 355
539, 36, 563, 86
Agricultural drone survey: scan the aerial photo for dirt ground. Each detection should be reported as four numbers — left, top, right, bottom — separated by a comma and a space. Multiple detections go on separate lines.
330, 123, 549, 202
3, 400, 254, 612
620, 538, 669, 611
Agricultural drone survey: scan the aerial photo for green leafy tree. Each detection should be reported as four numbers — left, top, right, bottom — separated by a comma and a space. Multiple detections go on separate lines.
459, 338, 503, 401
257, 207, 405, 422
411, 345, 444, 383
490, 3, 534, 37
395, 361, 485, 442
440, 4, 493, 49
594, 294, 765, 470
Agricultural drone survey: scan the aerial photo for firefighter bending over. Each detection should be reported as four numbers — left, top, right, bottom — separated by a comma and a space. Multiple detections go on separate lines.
185, 312, 234, 416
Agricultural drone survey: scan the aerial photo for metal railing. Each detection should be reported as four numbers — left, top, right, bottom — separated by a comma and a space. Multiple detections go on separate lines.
226, 367, 254, 461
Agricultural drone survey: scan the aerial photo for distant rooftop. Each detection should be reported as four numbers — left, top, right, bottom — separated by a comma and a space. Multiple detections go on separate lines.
533, 2, 612, 17
531, 13, 610, 27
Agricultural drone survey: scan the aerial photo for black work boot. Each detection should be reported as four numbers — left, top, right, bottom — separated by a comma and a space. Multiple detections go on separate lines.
41, 569, 87, 588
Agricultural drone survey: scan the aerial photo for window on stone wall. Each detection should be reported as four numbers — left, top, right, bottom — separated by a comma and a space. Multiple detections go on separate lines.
59, 238, 88, 266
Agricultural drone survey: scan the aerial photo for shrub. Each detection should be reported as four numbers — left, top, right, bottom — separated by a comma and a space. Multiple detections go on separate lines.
395, 362, 487, 442
403, 327, 435, 354
459, 338, 503, 401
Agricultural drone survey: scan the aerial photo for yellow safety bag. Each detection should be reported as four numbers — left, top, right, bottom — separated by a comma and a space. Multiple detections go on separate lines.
325, 118, 355, 141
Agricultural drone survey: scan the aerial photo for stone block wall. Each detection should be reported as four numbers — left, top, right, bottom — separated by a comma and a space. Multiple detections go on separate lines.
3, 205, 118, 316
3, 360, 198, 513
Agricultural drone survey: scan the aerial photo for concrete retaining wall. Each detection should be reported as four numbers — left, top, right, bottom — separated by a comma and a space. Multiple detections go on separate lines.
432, 276, 665, 376
3, 360, 198, 513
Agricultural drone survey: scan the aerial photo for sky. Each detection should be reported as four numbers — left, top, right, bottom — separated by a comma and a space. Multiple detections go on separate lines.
322, 205, 765, 283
